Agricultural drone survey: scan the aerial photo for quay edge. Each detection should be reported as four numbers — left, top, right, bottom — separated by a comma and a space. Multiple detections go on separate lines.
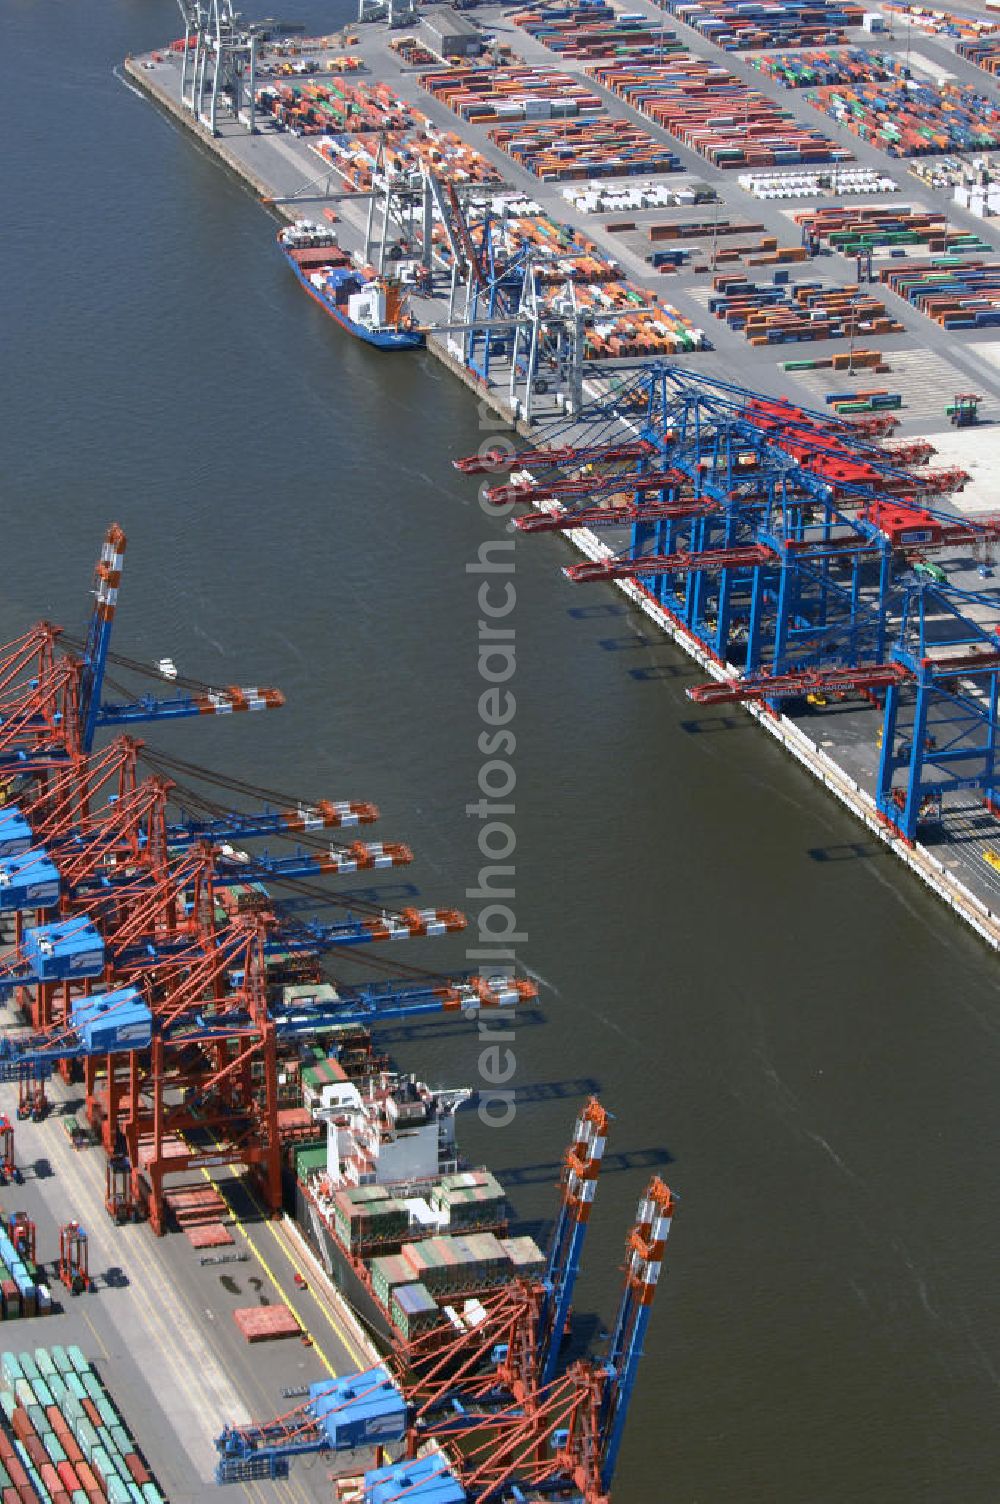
123, 54, 1000, 954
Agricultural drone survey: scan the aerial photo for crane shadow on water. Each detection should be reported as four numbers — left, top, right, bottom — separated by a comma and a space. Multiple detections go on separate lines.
376, 1007, 546, 1046
497, 1145, 672, 1188
680, 715, 754, 734
807, 841, 878, 862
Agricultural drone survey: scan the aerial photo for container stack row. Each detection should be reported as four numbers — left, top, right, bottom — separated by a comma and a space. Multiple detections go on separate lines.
779, 348, 887, 373
748, 47, 899, 88
738, 165, 897, 196
254, 80, 415, 135
795, 203, 992, 253
878, 258, 1000, 329
490, 119, 681, 179
708, 276, 904, 341
881, 2, 1000, 38
312, 117, 505, 193
419, 64, 605, 123
561, 178, 715, 212
512, 1, 687, 60
0, 1347, 163, 1504
588, 58, 853, 166
956, 39, 1000, 77
826, 388, 902, 413
804, 77, 1000, 155
653, 0, 865, 51
690, 229, 810, 266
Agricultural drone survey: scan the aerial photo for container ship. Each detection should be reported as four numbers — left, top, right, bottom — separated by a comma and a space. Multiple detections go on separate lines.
286, 1033, 546, 1347
279, 221, 424, 350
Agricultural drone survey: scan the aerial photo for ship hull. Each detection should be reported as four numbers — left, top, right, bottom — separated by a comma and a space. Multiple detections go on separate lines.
282, 245, 424, 351
293, 1176, 396, 1349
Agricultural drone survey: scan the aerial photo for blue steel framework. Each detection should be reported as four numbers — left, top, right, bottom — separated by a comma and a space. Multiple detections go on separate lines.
467, 364, 1000, 846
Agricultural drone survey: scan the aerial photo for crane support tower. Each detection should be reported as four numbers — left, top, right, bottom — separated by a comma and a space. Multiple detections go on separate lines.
176, 0, 260, 135
540, 1096, 609, 1385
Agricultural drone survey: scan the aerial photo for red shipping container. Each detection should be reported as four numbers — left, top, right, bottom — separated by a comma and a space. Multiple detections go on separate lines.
76, 1461, 99, 1492
10, 1412, 31, 1443
5, 1455, 28, 1489
124, 1453, 150, 1486
24, 1437, 47, 1471
2, 1489, 16, 1504
38, 1464, 60, 1495
56, 1462, 79, 1492
58, 1432, 84, 1467
81, 1399, 101, 1428
86, 1491, 104, 1504
233, 1304, 301, 1342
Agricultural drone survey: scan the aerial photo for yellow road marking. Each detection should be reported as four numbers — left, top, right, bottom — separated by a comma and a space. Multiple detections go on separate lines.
190, 1129, 370, 1372
269, 1217, 370, 1371
81, 1308, 111, 1362
198, 1165, 338, 1378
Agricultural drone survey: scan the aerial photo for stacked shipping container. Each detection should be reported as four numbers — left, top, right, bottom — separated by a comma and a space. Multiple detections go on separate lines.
881, 2, 1000, 38
513, 1, 687, 60
0, 1227, 44, 1325
956, 38, 1000, 77
255, 79, 415, 135
795, 203, 992, 253
804, 76, 1000, 155
654, 0, 865, 50
588, 58, 853, 166
490, 118, 681, 179
419, 64, 604, 123
0, 1347, 164, 1504
878, 258, 1000, 329
708, 277, 904, 340
749, 47, 899, 87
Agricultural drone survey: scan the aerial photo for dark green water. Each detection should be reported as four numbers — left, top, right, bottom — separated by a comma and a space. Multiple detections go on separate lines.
4, 4, 1000, 1500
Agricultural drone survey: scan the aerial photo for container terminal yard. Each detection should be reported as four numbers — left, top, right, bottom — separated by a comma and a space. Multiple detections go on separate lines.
9, 0, 1000, 1496
0, 528, 674, 1504
121, 0, 1000, 950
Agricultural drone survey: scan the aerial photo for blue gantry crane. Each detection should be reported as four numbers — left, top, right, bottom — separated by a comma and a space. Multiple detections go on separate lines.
0, 525, 283, 772
460, 363, 1000, 846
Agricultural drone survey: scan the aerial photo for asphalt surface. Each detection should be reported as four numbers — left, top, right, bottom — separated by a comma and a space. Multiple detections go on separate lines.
127, 14, 1000, 917
0, 1073, 380, 1504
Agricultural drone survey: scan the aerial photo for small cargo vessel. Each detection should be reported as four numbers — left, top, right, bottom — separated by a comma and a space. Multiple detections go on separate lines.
278, 221, 424, 351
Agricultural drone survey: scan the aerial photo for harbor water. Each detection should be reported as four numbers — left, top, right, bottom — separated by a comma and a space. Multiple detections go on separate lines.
5, 3, 1000, 1500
